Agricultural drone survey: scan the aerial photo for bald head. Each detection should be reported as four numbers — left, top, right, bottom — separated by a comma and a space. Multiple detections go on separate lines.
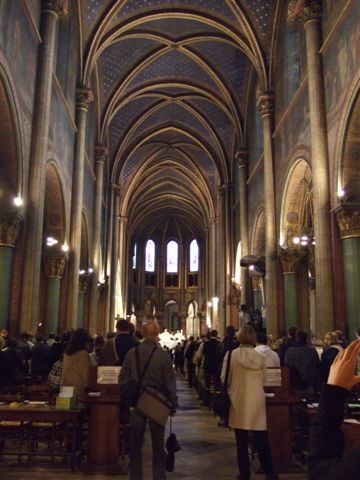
141, 321, 160, 340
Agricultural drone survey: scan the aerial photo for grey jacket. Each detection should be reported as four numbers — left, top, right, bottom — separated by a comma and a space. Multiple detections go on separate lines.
119, 339, 178, 409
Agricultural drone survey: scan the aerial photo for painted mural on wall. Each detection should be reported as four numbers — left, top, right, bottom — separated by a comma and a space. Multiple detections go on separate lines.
49, 83, 75, 192
322, 0, 348, 39
0, 0, 37, 116
323, 1, 360, 164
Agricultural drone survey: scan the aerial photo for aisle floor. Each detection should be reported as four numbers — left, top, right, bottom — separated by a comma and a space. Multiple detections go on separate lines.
0, 374, 308, 479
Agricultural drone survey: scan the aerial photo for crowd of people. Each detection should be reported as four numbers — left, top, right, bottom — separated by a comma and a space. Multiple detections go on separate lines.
0, 322, 359, 480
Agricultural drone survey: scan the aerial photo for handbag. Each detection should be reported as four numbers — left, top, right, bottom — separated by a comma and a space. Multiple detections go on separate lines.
165, 417, 181, 472
136, 385, 173, 426
212, 349, 233, 426
120, 346, 157, 409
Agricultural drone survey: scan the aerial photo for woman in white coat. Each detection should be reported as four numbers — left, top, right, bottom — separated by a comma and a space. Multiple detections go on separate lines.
221, 325, 277, 480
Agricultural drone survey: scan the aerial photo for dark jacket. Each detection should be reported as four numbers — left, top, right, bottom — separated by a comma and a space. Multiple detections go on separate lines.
284, 341, 320, 390
99, 334, 138, 366
119, 340, 178, 409
308, 384, 360, 480
203, 338, 220, 372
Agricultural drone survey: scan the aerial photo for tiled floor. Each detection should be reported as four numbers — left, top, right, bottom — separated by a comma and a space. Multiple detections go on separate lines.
0, 374, 308, 479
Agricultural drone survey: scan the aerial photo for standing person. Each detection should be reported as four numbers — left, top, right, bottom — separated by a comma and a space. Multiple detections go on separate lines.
61, 328, 91, 402
203, 329, 221, 391
308, 339, 360, 480
284, 329, 320, 395
99, 318, 138, 366
276, 326, 297, 366
222, 325, 278, 480
119, 321, 177, 480
320, 331, 343, 382
255, 332, 280, 368
184, 336, 197, 387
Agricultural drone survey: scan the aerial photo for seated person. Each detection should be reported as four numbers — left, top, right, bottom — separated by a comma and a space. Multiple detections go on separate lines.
308, 339, 360, 480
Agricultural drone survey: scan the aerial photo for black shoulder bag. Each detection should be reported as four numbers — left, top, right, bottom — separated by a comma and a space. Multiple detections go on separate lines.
212, 349, 233, 427
120, 346, 157, 409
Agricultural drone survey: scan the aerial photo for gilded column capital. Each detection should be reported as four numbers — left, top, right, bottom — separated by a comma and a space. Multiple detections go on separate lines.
76, 87, 93, 111
235, 150, 248, 168
94, 145, 107, 165
298, 0, 322, 25
251, 273, 263, 292
43, 254, 67, 278
0, 213, 23, 247
42, 0, 69, 19
279, 247, 306, 273
335, 204, 360, 239
256, 93, 275, 117
79, 272, 91, 293
119, 216, 128, 224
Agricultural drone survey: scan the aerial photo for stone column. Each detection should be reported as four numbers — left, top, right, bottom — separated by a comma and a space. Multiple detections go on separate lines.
235, 150, 250, 308
0, 214, 23, 329
279, 247, 306, 331
43, 254, 67, 335
109, 189, 120, 329
116, 216, 128, 318
21, 0, 67, 333
88, 146, 106, 334
299, 0, 334, 337
78, 272, 91, 329
256, 93, 279, 336
104, 184, 115, 333
65, 87, 93, 329
251, 274, 263, 311
336, 205, 360, 339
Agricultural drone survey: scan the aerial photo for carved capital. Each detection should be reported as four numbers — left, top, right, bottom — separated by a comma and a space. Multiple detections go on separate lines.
279, 247, 306, 273
43, 254, 67, 278
235, 150, 248, 168
298, 0, 322, 24
335, 205, 360, 239
256, 93, 275, 117
0, 213, 23, 247
76, 87, 93, 111
94, 145, 107, 164
119, 216, 128, 224
251, 274, 263, 292
79, 273, 91, 293
42, 0, 69, 19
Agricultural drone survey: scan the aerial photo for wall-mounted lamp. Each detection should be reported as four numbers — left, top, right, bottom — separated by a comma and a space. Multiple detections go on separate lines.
46, 237, 58, 247
14, 196, 23, 207
240, 255, 265, 277
61, 243, 69, 252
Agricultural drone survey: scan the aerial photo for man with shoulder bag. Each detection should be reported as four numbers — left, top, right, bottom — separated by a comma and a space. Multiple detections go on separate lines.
119, 321, 178, 480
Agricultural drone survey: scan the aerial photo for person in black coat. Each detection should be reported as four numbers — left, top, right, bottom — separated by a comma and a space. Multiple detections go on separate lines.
308, 339, 360, 480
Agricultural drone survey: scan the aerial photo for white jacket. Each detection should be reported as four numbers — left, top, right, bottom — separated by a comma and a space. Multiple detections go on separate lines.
222, 346, 267, 430
255, 345, 280, 368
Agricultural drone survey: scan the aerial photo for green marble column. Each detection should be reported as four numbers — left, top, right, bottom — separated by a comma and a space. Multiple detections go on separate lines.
251, 274, 263, 311
78, 273, 91, 328
0, 247, 14, 330
43, 254, 67, 336
280, 248, 305, 331
336, 206, 360, 340
283, 274, 298, 331
0, 213, 22, 330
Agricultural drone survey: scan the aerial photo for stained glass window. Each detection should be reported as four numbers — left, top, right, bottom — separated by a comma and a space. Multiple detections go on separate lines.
190, 239, 199, 272
166, 240, 178, 273
145, 239, 155, 272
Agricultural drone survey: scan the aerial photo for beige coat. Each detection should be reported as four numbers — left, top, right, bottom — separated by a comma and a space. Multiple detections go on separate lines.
61, 350, 90, 400
221, 346, 267, 430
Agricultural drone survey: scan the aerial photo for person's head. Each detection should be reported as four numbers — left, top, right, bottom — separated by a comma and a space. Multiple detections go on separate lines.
116, 319, 129, 333
65, 328, 89, 355
334, 329, 344, 341
256, 331, 268, 345
210, 329, 218, 338
288, 326, 297, 340
35, 335, 45, 343
296, 329, 308, 344
141, 321, 159, 341
225, 325, 236, 338
324, 331, 339, 347
48, 332, 55, 340
356, 328, 360, 339
189, 336, 194, 342
237, 325, 256, 345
